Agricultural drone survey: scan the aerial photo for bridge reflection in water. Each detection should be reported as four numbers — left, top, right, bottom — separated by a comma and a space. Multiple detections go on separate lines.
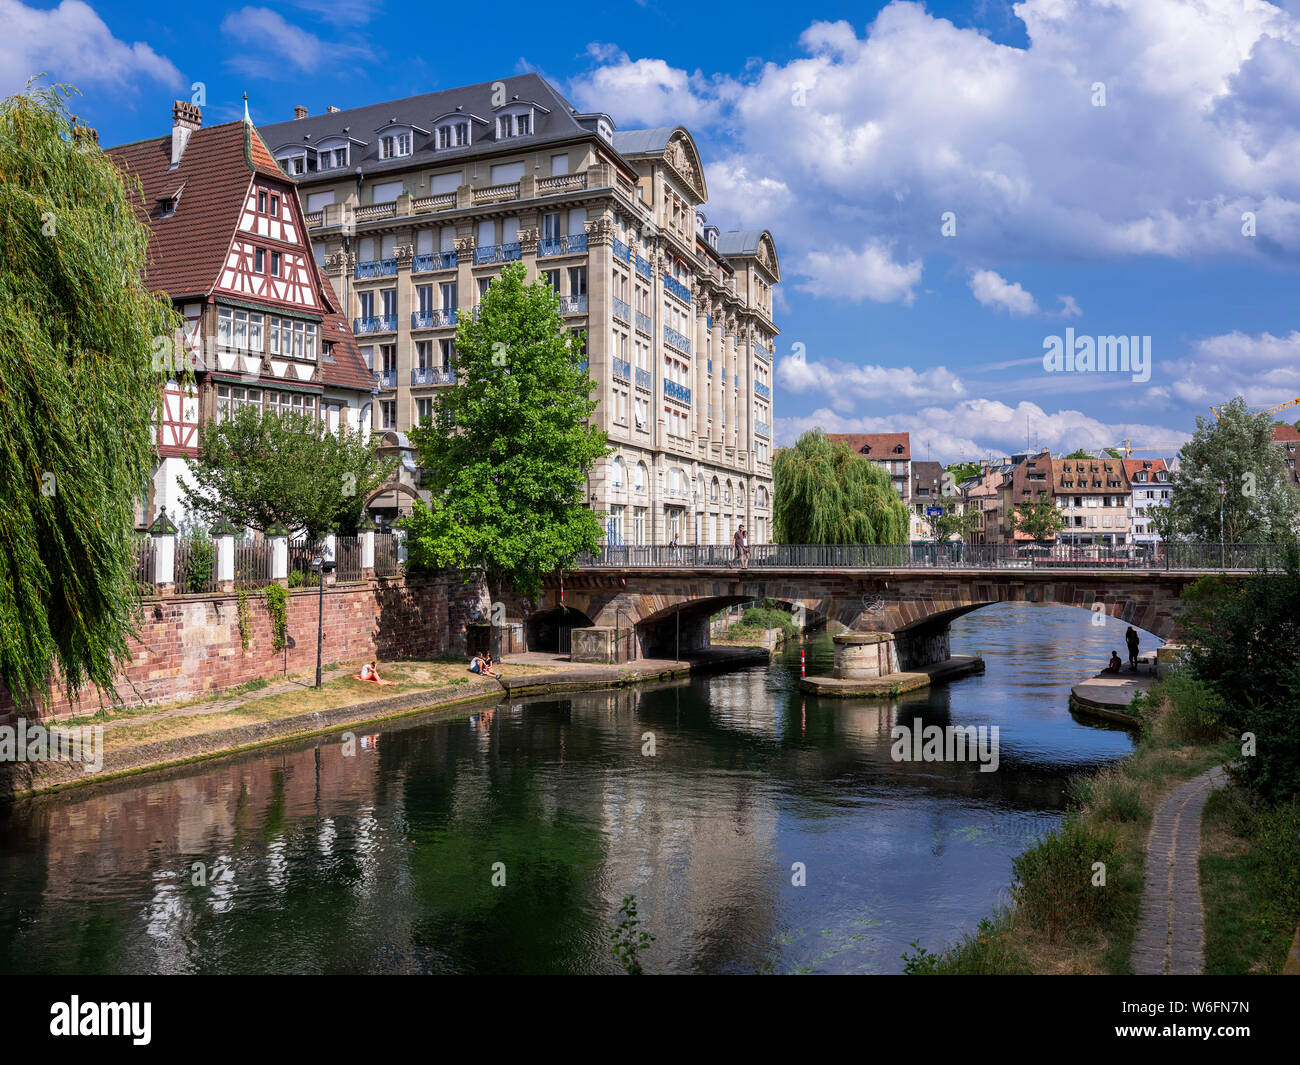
0, 604, 1144, 974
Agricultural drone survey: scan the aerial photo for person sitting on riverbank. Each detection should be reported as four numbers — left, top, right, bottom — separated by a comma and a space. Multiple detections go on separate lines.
357, 661, 396, 685
469, 652, 501, 679
1105, 651, 1123, 673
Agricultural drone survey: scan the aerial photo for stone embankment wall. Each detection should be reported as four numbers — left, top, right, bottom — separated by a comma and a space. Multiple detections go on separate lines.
0, 573, 490, 724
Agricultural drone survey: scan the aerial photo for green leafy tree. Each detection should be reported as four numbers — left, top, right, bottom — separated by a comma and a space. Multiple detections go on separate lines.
1180, 550, 1300, 800
1011, 495, 1065, 543
402, 262, 606, 611
182, 407, 394, 537
945, 461, 980, 484
1064, 449, 1093, 460
0, 83, 175, 707
1166, 398, 1298, 544
923, 500, 979, 543
773, 429, 908, 544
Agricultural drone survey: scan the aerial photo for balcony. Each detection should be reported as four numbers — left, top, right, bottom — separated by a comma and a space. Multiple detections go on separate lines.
412, 365, 456, 386
612, 238, 631, 264
755, 421, 771, 438
635, 254, 652, 280
558, 294, 588, 314
612, 297, 631, 324
754, 381, 771, 399
635, 367, 651, 391
473, 242, 521, 265
354, 314, 397, 335
753, 341, 770, 361
663, 325, 691, 354
413, 251, 457, 273
412, 308, 458, 329
612, 357, 631, 382
635, 310, 652, 334
539, 234, 588, 257
376, 370, 397, 390
355, 258, 397, 280
663, 273, 691, 304
664, 380, 691, 404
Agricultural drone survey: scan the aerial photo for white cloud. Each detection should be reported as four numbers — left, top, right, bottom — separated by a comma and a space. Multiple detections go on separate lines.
776, 353, 963, 402
221, 7, 371, 79
776, 398, 1190, 460
1164, 330, 1300, 406
800, 240, 923, 304
969, 268, 1038, 316
0, 0, 182, 96
568, 0, 1300, 276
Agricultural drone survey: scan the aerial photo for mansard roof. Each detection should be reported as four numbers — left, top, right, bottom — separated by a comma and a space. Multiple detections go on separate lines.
717, 229, 781, 281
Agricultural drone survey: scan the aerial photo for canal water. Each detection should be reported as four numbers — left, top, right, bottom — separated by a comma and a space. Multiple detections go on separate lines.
0, 604, 1151, 974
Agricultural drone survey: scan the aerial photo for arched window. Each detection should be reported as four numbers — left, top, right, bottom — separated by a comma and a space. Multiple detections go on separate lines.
634, 462, 648, 492
711, 477, 720, 502
611, 456, 625, 487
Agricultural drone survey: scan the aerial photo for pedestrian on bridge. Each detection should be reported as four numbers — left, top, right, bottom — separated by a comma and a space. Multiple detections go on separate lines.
734, 524, 749, 570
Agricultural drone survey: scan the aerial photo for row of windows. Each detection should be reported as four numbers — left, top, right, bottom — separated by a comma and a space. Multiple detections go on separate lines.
216, 384, 317, 421
216, 309, 317, 359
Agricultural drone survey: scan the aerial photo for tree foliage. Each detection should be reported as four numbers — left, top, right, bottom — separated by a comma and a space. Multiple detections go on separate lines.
1011, 495, 1066, 542
945, 461, 980, 484
402, 262, 607, 603
1180, 549, 1300, 800
773, 430, 908, 544
182, 406, 393, 537
0, 83, 176, 707
1165, 398, 1298, 544
923, 500, 979, 543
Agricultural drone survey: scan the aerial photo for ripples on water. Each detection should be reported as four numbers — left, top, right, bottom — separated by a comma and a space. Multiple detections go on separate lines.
0, 603, 1151, 974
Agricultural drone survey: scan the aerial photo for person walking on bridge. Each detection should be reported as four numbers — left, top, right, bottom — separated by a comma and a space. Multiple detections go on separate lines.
1125, 626, 1140, 672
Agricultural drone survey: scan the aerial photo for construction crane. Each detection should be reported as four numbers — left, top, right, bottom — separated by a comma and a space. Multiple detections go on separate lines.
1108, 439, 1184, 459
1210, 397, 1300, 421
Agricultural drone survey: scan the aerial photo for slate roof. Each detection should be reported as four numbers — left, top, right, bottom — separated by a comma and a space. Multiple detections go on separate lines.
612, 127, 677, 156
259, 73, 601, 184
716, 230, 767, 257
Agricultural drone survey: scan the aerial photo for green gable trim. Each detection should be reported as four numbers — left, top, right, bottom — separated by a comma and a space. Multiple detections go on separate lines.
213, 297, 322, 324
210, 372, 323, 395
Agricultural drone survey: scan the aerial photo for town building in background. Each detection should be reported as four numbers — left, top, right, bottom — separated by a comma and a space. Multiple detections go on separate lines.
1273, 424, 1300, 488
108, 103, 376, 528
260, 74, 779, 546
1053, 455, 1132, 549
1125, 458, 1172, 550
907, 460, 951, 543
826, 433, 911, 501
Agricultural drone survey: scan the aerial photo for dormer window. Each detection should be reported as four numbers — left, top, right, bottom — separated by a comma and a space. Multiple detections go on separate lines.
277, 152, 306, 175
380, 131, 412, 159
496, 105, 535, 140
597, 120, 613, 142
317, 143, 349, 170
435, 120, 471, 150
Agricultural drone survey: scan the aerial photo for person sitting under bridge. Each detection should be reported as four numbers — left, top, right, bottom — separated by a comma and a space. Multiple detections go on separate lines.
1104, 651, 1123, 673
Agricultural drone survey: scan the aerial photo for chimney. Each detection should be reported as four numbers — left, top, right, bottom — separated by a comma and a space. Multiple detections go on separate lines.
326, 105, 341, 114
171, 101, 201, 166
294, 105, 309, 120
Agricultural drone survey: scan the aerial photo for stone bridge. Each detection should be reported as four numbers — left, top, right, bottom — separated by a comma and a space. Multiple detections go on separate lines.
525, 567, 1218, 667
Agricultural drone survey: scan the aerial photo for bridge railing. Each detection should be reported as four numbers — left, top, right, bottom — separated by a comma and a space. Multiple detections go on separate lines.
574, 542, 1290, 572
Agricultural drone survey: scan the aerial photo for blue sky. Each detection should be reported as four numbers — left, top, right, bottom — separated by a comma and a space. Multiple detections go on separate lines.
7, 0, 1300, 461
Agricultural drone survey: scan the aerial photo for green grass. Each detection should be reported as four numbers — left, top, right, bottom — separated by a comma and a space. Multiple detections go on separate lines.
1201, 787, 1300, 975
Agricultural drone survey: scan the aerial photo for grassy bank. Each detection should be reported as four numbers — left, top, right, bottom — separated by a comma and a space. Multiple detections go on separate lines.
905, 673, 1237, 974
713, 605, 800, 647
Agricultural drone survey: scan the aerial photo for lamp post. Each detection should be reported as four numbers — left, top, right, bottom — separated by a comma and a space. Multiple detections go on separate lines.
1217, 480, 1226, 569
312, 553, 338, 688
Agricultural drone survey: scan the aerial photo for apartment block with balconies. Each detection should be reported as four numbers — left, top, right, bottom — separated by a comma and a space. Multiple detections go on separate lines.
261, 73, 779, 545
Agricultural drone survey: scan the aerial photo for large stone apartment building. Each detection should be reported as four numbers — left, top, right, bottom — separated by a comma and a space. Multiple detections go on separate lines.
1052, 456, 1132, 548
260, 74, 779, 547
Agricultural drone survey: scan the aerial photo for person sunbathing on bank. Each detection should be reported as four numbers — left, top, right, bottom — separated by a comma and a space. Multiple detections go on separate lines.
469, 652, 501, 679
358, 660, 396, 685
1104, 651, 1123, 673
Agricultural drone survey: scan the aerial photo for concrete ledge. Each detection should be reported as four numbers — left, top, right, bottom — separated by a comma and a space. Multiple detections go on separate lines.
799, 655, 984, 698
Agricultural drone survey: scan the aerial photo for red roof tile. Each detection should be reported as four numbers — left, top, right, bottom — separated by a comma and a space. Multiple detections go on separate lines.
826, 432, 911, 461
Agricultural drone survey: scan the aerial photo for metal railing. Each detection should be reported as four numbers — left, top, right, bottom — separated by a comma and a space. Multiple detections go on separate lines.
412, 365, 456, 385
663, 273, 691, 304
571, 542, 1290, 572
412, 251, 457, 273
354, 314, 397, 335
612, 297, 631, 324
473, 242, 522, 265
612, 238, 631, 264
376, 370, 397, 389
635, 255, 652, 279
635, 367, 652, 391
612, 357, 631, 382
558, 294, 588, 314
288, 536, 324, 585
539, 234, 588, 257
754, 381, 771, 399
663, 325, 691, 354
635, 310, 652, 334
355, 258, 398, 280
411, 308, 457, 329
664, 379, 691, 404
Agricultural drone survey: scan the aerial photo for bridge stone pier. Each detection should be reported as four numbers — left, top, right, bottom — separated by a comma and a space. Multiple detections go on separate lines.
531, 567, 1208, 665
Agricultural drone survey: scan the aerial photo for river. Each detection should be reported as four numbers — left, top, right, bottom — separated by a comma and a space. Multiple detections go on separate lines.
0, 603, 1151, 974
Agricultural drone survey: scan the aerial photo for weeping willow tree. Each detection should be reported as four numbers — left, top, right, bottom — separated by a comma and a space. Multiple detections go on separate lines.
0, 83, 175, 709
773, 429, 908, 544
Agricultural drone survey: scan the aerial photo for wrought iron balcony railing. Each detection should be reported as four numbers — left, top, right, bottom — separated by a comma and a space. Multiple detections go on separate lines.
612, 297, 631, 324
663, 273, 691, 304
412, 251, 457, 273
663, 325, 691, 354
612, 357, 631, 382
411, 308, 458, 329
558, 294, 589, 314
411, 366, 456, 385
354, 314, 398, 335
664, 380, 691, 404
473, 242, 522, 265
538, 234, 588, 257
355, 258, 398, 280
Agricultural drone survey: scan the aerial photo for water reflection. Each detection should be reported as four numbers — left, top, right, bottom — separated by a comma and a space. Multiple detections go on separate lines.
0, 603, 1146, 974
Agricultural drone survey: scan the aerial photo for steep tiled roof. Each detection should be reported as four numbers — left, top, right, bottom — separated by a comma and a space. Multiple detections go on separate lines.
1272, 424, 1300, 443
109, 122, 267, 298
827, 432, 911, 461
1122, 458, 1170, 482
1052, 456, 1130, 492
319, 311, 377, 394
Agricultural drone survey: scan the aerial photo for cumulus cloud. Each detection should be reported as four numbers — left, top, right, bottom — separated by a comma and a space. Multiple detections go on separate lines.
969, 269, 1038, 316
1163, 330, 1300, 406
777, 352, 964, 402
569, 0, 1300, 275
221, 7, 372, 78
775, 398, 1190, 460
800, 240, 924, 304
0, 0, 182, 96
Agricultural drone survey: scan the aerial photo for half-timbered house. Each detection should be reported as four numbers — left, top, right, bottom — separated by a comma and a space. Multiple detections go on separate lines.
108, 101, 377, 527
